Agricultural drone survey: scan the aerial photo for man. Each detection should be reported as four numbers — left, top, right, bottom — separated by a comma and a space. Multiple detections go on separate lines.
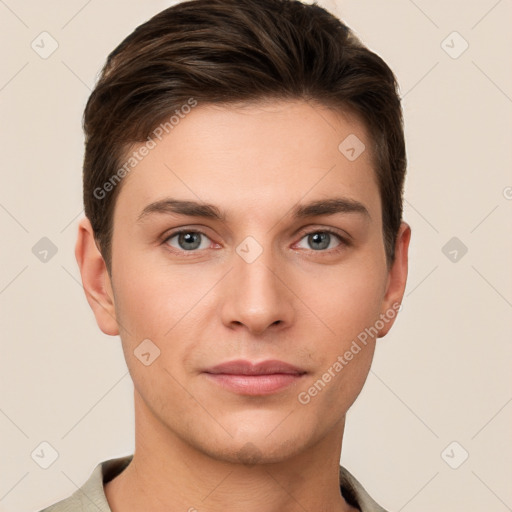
40, 0, 410, 510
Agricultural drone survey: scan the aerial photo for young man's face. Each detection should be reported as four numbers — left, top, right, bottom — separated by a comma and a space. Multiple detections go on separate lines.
79, 100, 409, 464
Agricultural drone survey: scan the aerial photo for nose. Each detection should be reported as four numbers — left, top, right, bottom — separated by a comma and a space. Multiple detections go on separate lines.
219, 243, 295, 335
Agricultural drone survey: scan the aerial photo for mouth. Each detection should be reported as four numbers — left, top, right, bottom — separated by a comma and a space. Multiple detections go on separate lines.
203, 359, 307, 396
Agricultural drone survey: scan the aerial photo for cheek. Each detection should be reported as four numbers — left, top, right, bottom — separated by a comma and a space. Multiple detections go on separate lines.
110, 250, 215, 380
110, 241, 181, 337
112, 273, 163, 338
305, 260, 386, 350
296, 264, 384, 409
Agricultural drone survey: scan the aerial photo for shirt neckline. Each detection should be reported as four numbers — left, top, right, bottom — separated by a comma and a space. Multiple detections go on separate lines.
81, 454, 386, 512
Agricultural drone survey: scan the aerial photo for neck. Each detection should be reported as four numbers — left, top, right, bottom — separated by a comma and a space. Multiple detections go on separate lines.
104, 390, 357, 512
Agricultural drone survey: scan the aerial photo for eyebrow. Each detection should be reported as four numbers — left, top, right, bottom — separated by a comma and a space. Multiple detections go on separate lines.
136, 197, 371, 223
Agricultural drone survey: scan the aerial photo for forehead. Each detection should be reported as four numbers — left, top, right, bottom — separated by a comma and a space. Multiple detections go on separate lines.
114, 100, 380, 223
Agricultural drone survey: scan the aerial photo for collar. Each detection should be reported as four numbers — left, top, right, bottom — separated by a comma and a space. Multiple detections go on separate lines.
48, 455, 388, 512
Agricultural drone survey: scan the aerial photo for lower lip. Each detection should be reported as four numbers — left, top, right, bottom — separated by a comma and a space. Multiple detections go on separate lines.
204, 373, 304, 395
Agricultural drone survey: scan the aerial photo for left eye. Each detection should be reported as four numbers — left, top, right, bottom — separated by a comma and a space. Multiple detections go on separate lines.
165, 231, 212, 251
296, 231, 343, 251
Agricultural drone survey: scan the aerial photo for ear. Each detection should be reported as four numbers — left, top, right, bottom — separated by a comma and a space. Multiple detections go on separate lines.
75, 217, 119, 336
377, 221, 411, 338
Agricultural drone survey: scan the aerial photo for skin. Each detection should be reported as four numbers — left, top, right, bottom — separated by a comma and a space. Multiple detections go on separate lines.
75, 100, 410, 512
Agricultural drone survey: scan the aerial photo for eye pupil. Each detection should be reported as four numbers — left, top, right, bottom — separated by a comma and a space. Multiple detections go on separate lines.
179, 232, 201, 250
309, 232, 330, 250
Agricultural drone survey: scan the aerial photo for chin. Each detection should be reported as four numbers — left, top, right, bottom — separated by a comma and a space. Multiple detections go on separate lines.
191, 426, 312, 466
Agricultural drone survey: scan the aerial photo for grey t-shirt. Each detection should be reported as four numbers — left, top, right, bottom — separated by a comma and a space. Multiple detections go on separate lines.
38, 455, 388, 512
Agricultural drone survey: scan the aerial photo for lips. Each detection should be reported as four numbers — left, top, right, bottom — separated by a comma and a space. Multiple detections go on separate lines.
205, 359, 306, 376
203, 359, 306, 395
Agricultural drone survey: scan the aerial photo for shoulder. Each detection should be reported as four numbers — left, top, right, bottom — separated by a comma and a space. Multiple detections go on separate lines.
339, 465, 390, 512
36, 455, 133, 512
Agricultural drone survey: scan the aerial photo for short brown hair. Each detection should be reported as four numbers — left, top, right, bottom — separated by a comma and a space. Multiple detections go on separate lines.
83, 0, 406, 273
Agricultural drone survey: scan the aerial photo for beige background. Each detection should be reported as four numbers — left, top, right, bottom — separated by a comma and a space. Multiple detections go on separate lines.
1, 1, 511, 511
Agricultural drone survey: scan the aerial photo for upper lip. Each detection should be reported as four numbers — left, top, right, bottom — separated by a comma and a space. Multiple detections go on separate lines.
204, 359, 306, 376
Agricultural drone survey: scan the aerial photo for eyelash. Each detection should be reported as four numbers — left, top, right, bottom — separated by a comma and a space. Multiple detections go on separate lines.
162, 228, 351, 256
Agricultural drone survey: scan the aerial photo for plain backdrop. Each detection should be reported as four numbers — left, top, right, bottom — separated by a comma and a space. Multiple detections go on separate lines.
1, 1, 511, 511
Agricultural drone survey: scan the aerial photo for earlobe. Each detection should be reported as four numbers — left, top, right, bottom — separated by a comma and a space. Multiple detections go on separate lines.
75, 217, 119, 336
378, 221, 411, 338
